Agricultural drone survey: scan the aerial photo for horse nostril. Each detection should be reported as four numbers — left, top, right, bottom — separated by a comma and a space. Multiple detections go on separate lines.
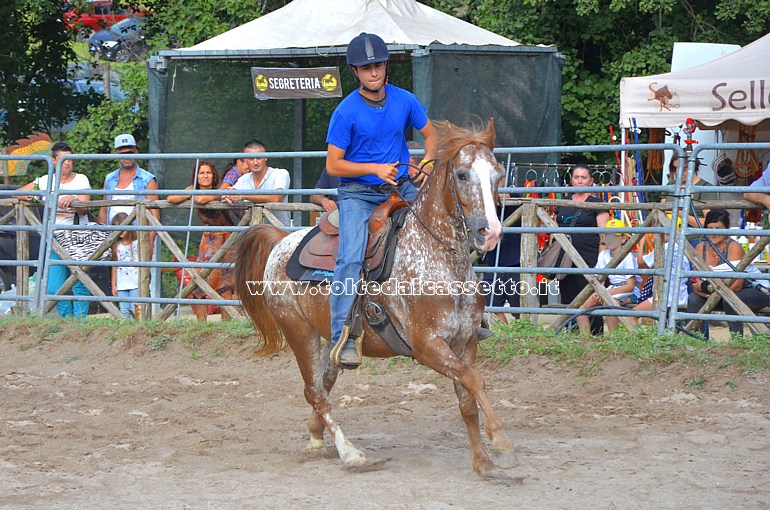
479, 227, 489, 237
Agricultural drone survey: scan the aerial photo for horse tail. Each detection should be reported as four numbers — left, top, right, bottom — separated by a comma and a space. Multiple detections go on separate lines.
235, 224, 290, 357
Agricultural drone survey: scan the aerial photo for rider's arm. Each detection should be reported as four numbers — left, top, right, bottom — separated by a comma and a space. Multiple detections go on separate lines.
419, 120, 437, 164
326, 144, 399, 185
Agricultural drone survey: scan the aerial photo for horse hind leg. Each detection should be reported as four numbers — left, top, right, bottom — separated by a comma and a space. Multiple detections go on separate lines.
306, 410, 325, 451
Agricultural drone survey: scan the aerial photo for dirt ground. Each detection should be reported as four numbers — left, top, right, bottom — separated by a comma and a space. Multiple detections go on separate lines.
1, 324, 769, 510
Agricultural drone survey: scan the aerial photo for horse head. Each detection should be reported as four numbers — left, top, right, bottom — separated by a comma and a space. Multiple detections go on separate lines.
433, 117, 504, 253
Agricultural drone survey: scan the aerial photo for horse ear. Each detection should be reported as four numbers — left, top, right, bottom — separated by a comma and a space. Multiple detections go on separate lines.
486, 117, 496, 145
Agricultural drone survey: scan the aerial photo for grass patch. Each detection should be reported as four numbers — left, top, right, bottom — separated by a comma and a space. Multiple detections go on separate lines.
146, 333, 173, 351
483, 320, 770, 375
1, 317, 768, 377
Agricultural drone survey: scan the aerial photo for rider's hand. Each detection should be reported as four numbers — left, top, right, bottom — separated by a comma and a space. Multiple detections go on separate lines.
412, 159, 434, 187
372, 162, 399, 186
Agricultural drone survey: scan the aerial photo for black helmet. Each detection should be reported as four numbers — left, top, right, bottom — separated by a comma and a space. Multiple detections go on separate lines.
346, 33, 389, 67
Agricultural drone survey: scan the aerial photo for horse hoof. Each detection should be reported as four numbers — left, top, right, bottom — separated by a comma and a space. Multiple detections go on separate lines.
480, 466, 524, 484
491, 449, 519, 469
340, 450, 367, 467
343, 457, 391, 473
306, 437, 325, 451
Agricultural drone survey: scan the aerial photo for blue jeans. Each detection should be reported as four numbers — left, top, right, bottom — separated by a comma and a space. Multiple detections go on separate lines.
118, 288, 138, 319
48, 252, 90, 318
330, 181, 418, 345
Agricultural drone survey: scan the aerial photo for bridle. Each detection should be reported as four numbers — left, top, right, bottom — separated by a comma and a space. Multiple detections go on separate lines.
388, 154, 475, 256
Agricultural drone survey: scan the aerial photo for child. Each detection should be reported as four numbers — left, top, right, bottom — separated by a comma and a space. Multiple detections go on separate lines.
632, 216, 690, 326
577, 219, 639, 334
111, 213, 139, 319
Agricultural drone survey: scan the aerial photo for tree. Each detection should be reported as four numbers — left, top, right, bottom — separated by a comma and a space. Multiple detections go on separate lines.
425, 0, 770, 159
70, 0, 770, 167
0, 0, 100, 145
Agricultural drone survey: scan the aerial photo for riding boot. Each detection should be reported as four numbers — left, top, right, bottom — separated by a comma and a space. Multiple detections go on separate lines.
477, 316, 494, 341
330, 325, 363, 368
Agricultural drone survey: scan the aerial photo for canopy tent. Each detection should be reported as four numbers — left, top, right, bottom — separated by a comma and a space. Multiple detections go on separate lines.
619, 32, 770, 128
183, 0, 521, 51
149, 0, 564, 205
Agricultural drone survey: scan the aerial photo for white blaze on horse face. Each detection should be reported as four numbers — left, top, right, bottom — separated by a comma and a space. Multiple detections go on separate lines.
469, 153, 502, 251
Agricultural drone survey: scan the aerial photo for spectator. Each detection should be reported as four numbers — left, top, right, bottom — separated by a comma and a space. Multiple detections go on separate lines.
168, 162, 236, 321
111, 212, 139, 319
309, 169, 339, 212
97, 134, 160, 251
687, 209, 770, 339
576, 219, 638, 334
222, 139, 291, 226
664, 155, 715, 229
221, 157, 249, 187
744, 162, 770, 209
554, 165, 610, 334
480, 201, 521, 325
631, 215, 690, 326
19, 142, 91, 318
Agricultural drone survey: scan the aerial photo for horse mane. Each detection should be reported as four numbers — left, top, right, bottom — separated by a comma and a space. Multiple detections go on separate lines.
433, 118, 496, 163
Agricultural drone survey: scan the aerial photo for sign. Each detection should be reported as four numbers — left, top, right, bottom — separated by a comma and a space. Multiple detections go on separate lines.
251, 67, 342, 100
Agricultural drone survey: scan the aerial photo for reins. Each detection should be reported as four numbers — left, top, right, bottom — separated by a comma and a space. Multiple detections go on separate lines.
392, 159, 464, 255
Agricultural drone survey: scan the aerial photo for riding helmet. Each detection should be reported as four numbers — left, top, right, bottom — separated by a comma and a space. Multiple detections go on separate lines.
346, 33, 389, 67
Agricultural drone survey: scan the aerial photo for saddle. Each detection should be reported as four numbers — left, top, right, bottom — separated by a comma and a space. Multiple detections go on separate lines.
286, 193, 408, 284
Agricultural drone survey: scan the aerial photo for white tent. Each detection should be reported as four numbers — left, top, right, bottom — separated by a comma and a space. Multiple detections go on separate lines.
183, 0, 520, 51
619, 32, 770, 128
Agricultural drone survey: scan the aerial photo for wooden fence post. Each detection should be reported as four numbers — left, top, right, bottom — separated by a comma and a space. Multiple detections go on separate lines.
136, 204, 151, 321
14, 204, 29, 315
520, 203, 539, 321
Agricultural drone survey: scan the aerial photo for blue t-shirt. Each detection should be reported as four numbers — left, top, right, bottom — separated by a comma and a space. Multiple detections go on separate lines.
326, 84, 429, 186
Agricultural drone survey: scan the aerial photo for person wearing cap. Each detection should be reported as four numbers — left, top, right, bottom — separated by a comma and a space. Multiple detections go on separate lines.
97, 134, 160, 249
325, 32, 437, 368
576, 218, 640, 334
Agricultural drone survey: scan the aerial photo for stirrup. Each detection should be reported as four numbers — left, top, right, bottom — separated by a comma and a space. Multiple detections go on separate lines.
330, 326, 363, 367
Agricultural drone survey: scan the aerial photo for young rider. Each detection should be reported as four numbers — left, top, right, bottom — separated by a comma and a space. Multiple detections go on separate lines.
326, 32, 437, 368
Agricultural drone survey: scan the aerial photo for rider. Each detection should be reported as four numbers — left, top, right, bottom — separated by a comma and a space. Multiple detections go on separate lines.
326, 32, 437, 368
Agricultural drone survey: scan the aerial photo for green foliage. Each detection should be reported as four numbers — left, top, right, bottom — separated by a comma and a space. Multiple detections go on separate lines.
424, 0, 770, 159
9, 0, 767, 166
0, 0, 100, 144
68, 63, 149, 186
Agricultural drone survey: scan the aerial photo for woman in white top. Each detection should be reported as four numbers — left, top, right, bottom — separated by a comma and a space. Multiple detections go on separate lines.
18, 142, 92, 318
687, 209, 770, 340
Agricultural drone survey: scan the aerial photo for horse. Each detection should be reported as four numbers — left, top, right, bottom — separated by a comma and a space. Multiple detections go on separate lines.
235, 118, 518, 478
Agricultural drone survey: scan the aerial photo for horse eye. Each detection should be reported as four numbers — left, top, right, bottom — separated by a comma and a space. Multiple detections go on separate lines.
456, 171, 468, 181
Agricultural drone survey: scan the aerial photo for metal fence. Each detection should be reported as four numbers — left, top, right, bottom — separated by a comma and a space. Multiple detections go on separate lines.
1, 143, 768, 339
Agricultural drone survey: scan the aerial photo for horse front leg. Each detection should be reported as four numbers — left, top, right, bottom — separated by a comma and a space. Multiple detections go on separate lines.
460, 339, 519, 470
414, 337, 517, 477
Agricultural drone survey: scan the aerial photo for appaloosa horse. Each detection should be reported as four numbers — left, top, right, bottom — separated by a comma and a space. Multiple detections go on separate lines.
236, 118, 518, 478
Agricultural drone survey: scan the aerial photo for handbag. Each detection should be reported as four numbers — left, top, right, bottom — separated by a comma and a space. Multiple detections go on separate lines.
536, 241, 572, 280
536, 215, 578, 280
53, 213, 112, 261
